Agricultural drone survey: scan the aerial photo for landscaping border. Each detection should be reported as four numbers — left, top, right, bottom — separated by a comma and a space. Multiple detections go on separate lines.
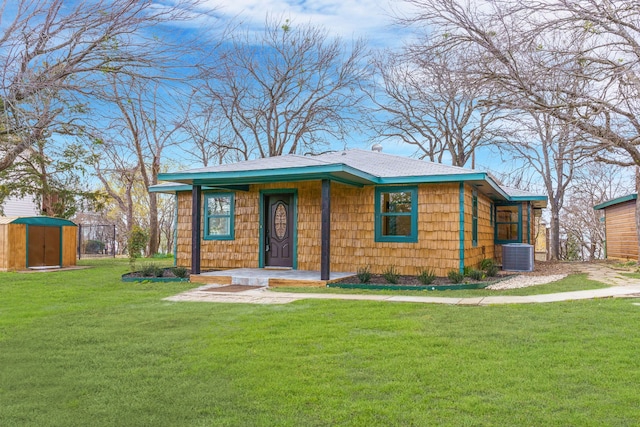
327, 282, 490, 291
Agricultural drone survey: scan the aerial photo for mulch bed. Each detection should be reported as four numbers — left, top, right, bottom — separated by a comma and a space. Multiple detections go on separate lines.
332, 274, 503, 287
123, 268, 187, 279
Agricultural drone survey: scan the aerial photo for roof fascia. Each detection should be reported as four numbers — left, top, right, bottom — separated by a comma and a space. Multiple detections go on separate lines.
594, 193, 637, 210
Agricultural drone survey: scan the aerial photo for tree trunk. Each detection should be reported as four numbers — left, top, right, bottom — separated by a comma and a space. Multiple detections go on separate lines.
148, 192, 159, 256
549, 206, 560, 261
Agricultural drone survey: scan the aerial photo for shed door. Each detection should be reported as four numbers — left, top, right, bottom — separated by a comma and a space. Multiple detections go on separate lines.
265, 195, 294, 268
28, 226, 61, 267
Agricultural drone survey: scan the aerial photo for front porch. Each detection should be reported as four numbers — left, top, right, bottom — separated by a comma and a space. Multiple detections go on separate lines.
190, 268, 356, 288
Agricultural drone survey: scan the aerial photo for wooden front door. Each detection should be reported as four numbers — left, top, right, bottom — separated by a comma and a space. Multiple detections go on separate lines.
28, 226, 61, 267
265, 194, 294, 267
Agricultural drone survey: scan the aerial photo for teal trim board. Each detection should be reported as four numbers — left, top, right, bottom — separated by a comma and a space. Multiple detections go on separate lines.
527, 204, 531, 244
173, 193, 178, 266
58, 225, 63, 267
459, 182, 465, 273
25, 224, 29, 267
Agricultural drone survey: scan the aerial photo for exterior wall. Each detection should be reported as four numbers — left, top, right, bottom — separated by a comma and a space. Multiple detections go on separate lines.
463, 184, 495, 270
176, 186, 261, 270
0, 224, 7, 271
329, 182, 462, 276
0, 223, 24, 271
177, 180, 503, 277
1, 196, 39, 216
62, 226, 78, 267
603, 200, 638, 260
534, 217, 548, 261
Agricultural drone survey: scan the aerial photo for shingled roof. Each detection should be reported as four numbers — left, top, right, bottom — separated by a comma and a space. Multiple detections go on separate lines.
154, 148, 546, 206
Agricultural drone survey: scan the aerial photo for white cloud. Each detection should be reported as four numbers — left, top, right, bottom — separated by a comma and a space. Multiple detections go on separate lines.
197, 0, 407, 46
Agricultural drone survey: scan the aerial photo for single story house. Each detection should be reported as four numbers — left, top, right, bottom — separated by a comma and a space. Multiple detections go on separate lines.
152, 149, 547, 279
594, 194, 638, 260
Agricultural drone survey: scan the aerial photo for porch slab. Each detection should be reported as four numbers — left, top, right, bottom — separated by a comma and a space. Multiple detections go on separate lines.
190, 268, 355, 287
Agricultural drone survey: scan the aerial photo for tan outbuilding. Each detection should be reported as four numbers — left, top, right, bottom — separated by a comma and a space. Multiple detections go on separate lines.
594, 194, 638, 261
0, 216, 77, 271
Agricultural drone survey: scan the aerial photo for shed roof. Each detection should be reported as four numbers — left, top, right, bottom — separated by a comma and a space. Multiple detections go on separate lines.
155, 149, 547, 206
593, 193, 637, 210
0, 216, 77, 226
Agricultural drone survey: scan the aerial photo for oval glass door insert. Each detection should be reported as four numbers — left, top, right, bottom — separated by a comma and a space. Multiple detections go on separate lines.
274, 202, 287, 239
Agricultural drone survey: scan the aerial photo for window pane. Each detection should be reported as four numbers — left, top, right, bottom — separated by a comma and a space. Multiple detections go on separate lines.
381, 191, 412, 213
208, 196, 230, 215
208, 217, 230, 236
497, 223, 518, 241
382, 215, 412, 236
496, 205, 518, 222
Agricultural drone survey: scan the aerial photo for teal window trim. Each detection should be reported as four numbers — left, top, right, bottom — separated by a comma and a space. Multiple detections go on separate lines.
374, 186, 418, 243
472, 189, 478, 247
494, 203, 522, 244
203, 192, 235, 240
527, 203, 531, 244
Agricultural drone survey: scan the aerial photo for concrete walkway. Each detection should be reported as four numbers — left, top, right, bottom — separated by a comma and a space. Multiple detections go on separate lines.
165, 282, 640, 306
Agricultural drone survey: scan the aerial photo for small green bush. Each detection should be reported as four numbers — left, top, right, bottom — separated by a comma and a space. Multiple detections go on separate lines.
141, 263, 164, 278
485, 265, 499, 277
480, 258, 496, 271
467, 269, 484, 281
417, 268, 436, 285
447, 270, 465, 284
383, 265, 400, 284
356, 266, 372, 283
128, 226, 149, 271
172, 267, 189, 278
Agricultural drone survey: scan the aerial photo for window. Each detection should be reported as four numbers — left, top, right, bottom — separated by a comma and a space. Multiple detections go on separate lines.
472, 189, 478, 247
375, 187, 418, 242
495, 204, 521, 243
204, 193, 234, 240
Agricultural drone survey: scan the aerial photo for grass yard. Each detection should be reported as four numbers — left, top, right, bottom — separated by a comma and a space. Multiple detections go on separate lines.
1, 259, 640, 426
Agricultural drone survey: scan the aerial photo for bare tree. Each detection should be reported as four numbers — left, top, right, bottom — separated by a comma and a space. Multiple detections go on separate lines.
500, 112, 583, 259
198, 16, 370, 159
0, 0, 202, 173
90, 76, 186, 255
396, 0, 640, 258
562, 163, 632, 260
180, 94, 235, 167
368, 47, 507, 167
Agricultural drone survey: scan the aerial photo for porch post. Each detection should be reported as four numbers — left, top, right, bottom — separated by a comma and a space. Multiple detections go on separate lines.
191, 184, 202, 275
321, 179, 331, 281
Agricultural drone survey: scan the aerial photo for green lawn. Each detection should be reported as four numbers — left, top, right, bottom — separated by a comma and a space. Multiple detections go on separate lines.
1, 259, 639, 426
